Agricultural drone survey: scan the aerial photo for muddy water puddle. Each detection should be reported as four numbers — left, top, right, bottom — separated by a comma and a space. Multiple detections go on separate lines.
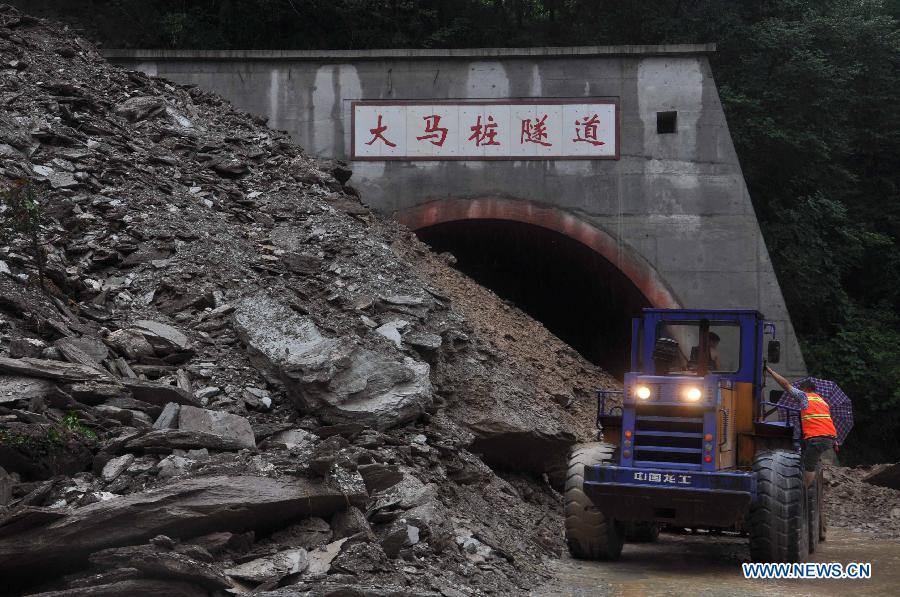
535, 528, 899, 596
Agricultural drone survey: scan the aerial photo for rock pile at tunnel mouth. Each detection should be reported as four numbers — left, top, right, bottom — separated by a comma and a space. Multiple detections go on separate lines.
0, 5, 618, 594
416, 218, 651, 379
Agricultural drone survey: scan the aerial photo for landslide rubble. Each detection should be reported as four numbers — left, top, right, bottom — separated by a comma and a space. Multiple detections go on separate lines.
0, 5, 616, 595
824, 464, 900, 540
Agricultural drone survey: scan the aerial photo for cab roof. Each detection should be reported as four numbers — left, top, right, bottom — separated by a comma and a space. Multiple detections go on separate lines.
642, 308, 765, 318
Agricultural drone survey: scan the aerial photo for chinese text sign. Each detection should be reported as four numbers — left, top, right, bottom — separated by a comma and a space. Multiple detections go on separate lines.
352, 101, 618, 160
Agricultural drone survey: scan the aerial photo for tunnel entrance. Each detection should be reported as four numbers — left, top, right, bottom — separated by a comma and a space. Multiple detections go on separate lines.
416, 219, 652, 378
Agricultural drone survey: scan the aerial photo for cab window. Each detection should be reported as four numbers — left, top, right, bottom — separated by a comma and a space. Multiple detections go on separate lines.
653, 321, 741, 375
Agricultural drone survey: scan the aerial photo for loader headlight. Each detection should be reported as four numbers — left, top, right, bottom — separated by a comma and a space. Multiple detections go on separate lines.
635, 385, 652, 400
684, 386, 702, 402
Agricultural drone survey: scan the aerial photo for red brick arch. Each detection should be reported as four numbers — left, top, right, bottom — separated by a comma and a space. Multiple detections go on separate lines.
394, 197, 681, 310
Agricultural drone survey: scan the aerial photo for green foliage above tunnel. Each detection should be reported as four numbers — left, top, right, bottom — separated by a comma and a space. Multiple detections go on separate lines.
13, 0, 900, 461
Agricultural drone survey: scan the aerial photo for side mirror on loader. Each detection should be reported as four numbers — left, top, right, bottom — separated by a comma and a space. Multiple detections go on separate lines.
767, 340, 781, 364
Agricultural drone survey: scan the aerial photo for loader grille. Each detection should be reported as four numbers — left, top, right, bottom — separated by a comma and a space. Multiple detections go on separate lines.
633, 404, 704, 469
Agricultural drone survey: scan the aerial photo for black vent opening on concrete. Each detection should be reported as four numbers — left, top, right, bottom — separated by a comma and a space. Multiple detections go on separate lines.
657, 111, 678, 134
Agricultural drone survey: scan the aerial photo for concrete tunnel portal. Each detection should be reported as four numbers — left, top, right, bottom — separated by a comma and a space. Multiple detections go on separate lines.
395, 197, 681, 378
104, 45, 808, 380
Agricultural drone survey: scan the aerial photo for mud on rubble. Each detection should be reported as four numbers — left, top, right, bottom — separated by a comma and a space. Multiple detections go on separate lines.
0, 4, 618, 595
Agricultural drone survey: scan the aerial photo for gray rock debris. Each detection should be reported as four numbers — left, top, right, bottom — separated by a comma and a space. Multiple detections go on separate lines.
115, 96, 166, 122
100, 454, 134, 483
305, 538, 348, 576
331, 506, 376, 542
152, 402, 180, 430
9, 337, 46, 358
0, 474, 367, 575
125, 429, 248, 452
0, 376, 57, 404
105, 328, 155, 361
271, 517, 333, 550
156, 454, 193, 479
267, 429, 317, 450
225, 548, 308, 584
375, 320, 408, 348
379, 519, 421, 558
88, 544, 231, 590
131, 319, 192, 354
0, 466, 14, 506
177, 405, 255, 450
234, 293, 433, 429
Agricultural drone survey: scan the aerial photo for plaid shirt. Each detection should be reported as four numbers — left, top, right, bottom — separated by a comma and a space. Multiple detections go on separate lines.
787, 386, 809, 409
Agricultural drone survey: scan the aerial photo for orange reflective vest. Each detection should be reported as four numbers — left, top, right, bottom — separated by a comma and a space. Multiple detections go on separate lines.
801, 392, 837, 440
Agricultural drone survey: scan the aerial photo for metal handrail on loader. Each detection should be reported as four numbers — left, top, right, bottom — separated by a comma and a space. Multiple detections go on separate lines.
596, 389, 623, 426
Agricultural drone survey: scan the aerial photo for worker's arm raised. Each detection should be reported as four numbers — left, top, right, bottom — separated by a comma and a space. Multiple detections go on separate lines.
766, 366, 808, 408
766, 366, 791, 391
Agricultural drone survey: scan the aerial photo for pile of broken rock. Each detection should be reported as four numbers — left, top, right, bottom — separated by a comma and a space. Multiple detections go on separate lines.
0, 5, 616, 595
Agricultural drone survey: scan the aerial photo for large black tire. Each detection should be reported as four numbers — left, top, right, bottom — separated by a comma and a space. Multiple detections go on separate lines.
625, 521, 660, 543
564, 442, 624, 560
749, 450, 809, 562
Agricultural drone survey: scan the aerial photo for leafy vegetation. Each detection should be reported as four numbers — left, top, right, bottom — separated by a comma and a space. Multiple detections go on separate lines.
0, 413, 96, 450
12, 0, 900, 460
62, 412, 98, 440
0, 180, 47, 291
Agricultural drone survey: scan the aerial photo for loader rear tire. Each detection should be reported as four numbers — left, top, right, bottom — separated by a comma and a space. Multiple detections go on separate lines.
626, 521, 660, 543
564, 442, 624, 560
749, 450, 809, 563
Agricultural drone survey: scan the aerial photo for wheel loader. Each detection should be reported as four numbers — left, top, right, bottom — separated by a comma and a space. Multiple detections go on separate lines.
566, 309, 824, 562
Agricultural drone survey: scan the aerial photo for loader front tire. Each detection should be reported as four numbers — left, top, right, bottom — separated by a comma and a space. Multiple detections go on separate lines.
564, 442, 624, 560
749, 450, 809, 562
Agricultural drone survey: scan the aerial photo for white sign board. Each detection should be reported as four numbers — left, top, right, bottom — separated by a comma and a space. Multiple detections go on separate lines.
351, 100, 618, 161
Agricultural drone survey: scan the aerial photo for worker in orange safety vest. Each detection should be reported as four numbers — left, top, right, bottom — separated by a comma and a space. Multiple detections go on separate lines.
767, 366, 838, 487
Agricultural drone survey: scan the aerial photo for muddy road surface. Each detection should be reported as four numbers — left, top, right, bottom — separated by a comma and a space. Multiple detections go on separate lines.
534, 528, 898, 596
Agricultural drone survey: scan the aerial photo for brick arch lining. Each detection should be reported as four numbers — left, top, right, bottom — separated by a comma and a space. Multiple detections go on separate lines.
393, 197, 681, 310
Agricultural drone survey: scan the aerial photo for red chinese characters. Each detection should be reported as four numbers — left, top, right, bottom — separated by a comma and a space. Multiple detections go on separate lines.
468, 115, 501, 147
572, 114, 605, 146
520, 114, 552, 146
365, 114, 396, 148
416, 115, 448, 147
355, 103, 616, 158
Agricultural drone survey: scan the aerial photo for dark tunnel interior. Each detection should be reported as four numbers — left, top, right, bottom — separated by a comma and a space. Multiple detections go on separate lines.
415, 219, 652, 379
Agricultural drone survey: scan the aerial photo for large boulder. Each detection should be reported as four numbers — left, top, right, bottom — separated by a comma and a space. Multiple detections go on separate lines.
131, 320, 194, 363
0, 475, 367, 577
466, 418, 575, 481
233, 293, 433, 429
863, 463, 900, 491
88, 545, 230, 590
0, 357, 110, 383
177, 406, 255, 450
124, 429, 250, 452
225, 549, 308, 584
0, 376, 57, 405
